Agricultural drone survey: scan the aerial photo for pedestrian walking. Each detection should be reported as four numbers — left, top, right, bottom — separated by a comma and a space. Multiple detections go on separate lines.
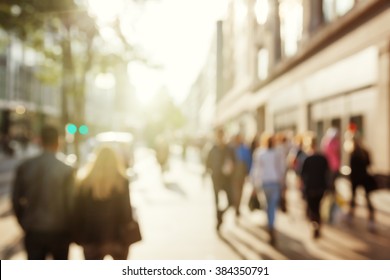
250, 134, 260, 156
251, 134, 284, 245
73, 146, 139, 260
201, 139, 213, 183
301, 137, 329, 239
347, 135, 376, 232
12, 125, 75, 260
232, 134, 252, 218
321, 127, 341, 192
287, 134, 307, 194
206, 128, 235, 231
275, 133, 290, 213
248, 134, 262, 212
155, 135, 170, 173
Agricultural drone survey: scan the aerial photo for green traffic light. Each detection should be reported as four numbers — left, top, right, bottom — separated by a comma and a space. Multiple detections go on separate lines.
79, 125, 89, 135
66, 123, 77, 134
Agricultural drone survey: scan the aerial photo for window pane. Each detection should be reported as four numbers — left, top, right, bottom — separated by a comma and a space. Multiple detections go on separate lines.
279, 0, 303, 57
255, 0, 269, 25
336, 0, 355, 17
323, 0, 336, 22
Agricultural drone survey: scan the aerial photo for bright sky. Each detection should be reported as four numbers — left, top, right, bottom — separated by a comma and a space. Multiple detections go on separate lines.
124, 0, 228, 104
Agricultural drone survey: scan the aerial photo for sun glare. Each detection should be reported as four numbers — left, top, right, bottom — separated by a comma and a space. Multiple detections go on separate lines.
128, 62, 162, 105
95, 72, 116, 90
87, 0, 125, 23
87, 0, 229, 104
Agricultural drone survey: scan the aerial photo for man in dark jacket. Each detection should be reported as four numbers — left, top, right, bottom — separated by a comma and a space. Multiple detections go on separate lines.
206, 128, 235, 230
301, 137, 329, 239
348, 136, 376, 231
12, 125, 75, 259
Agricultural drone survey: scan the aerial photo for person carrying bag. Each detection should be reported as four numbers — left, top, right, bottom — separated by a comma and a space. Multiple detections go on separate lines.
73, 146, 142, 259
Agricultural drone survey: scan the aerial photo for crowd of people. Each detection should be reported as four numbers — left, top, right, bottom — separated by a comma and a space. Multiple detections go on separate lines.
205, 126, 377, 245
9, 124, 377, 259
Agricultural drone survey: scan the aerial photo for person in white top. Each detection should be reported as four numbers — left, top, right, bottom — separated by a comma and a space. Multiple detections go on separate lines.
250, 134, 284, 245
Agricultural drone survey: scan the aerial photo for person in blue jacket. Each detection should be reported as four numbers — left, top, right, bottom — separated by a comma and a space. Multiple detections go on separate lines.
232, 133, 252, 218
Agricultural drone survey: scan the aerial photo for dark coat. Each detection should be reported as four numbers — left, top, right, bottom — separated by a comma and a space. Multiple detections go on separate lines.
301, 153, 329, 197
12, 151, 75, 233
350, 148, 370, 184
206, 144, 235, 178
350, 147, 376, 192
72, 180, 133, 245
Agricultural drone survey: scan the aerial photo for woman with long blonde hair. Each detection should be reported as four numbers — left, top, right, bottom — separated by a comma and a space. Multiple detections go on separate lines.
73, 146, 137, 259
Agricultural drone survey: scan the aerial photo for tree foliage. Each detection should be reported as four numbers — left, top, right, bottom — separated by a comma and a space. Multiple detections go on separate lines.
143, 87, 187, 146
0, 0, 151, 159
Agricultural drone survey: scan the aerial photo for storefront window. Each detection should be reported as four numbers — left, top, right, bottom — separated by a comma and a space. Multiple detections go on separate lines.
349, 115, 364, 136
331, 118, 341, 131
316, 120, 324, 147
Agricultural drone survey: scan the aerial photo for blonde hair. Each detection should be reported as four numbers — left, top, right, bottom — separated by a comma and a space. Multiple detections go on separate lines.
78, 145, 128, 200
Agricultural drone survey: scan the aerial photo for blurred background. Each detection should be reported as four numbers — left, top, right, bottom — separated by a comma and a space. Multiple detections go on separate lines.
1, 0, 390, 260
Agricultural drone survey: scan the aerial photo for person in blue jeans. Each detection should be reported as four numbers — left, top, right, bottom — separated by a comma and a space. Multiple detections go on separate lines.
251, 134, 284, 245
